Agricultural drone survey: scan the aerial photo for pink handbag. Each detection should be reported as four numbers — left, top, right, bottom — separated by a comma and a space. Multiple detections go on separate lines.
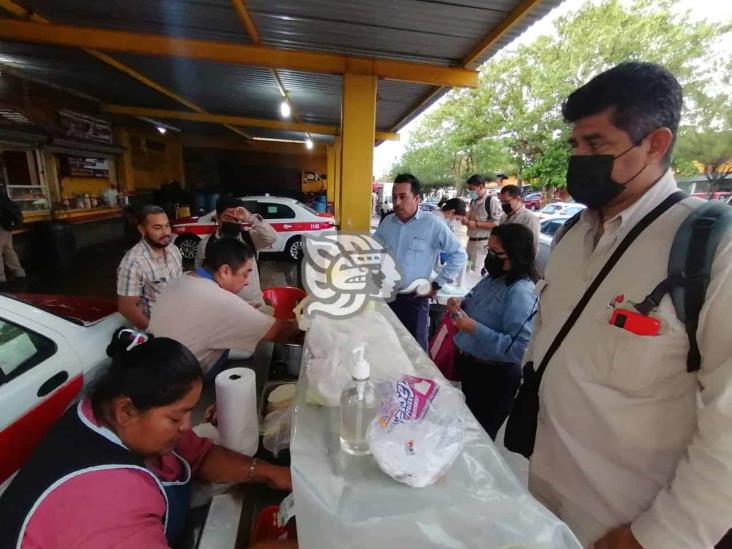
428, 314, 460, 381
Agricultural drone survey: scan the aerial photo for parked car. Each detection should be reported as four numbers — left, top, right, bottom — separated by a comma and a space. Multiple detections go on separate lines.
536, 201, 586, 222
536, 216, 573, 277
693, 191, 732, 202
172, 195, 336, 262
523, 192, 543, 211
419, 201, 439, 212
0, 293, 124, 488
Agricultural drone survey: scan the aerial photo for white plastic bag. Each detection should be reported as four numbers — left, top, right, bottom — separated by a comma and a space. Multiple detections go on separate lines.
367, 375, 466, 488
263, 407, 293, 457
305, 309, 415, 406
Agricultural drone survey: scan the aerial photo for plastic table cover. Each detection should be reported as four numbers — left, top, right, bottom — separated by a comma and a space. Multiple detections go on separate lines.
291, 300, 581, 549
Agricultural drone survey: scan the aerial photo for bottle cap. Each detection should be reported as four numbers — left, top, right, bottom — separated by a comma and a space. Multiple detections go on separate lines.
350, 346, 370, 380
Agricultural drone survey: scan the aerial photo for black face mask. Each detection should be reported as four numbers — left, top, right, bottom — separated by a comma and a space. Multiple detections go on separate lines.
566, 144, 647, 210
501, 202, 514, 216
220, 221, 241, 238
483, 250, 506, 278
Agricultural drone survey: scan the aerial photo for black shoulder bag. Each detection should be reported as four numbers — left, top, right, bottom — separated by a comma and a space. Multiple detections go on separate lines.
504, 191, 686, 458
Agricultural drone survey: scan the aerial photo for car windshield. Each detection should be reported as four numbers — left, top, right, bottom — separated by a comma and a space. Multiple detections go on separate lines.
564, 206, 585, 216
542, 204, 563, 214
541, 220, 564, 236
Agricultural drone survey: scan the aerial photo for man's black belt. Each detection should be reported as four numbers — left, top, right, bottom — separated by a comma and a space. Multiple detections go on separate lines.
469, 237, 489, 241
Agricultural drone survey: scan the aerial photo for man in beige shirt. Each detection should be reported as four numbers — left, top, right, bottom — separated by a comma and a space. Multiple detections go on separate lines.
150, 237, 300, 376
526, 62, 732, 549
499, 184, 540, 256
195, 196, 277, 308
462, 174, 503, 272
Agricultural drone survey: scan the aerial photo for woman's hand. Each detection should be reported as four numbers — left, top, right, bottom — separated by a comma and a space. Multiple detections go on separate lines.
454, 314, 476, 334
446, 297, 461, 314
257, 462, 293, 492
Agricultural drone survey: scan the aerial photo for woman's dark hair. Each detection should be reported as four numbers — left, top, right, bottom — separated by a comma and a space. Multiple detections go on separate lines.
440, 197, 466, 216
491, 223, 538, 284
91, 335, 202, 416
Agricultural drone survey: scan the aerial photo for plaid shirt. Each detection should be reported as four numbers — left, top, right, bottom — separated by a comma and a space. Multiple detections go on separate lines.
116, 239, 183, 317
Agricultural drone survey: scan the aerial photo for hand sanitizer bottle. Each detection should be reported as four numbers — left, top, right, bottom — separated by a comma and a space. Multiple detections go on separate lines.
339, 347, 379, 455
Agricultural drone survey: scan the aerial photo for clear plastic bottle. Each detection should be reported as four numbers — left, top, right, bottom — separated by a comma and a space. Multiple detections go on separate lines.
339, 347, 379, 456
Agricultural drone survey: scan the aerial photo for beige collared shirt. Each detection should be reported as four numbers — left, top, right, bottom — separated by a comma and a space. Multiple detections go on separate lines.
468, 193, 503, 238
500, 204, 540, 254
528, 170, 732, 548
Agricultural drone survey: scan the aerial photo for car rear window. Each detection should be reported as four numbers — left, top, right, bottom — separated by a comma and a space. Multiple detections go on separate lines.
260, 202, 296, 219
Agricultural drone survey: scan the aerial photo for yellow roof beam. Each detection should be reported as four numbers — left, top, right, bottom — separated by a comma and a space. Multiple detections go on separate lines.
102, 105, 400, 142
462, 0, 545, 67
0, 19, 478, 88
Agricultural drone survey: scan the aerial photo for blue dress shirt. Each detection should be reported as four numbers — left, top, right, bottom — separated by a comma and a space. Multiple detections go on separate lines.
454, 275, 537, 364
374, 209, 467, 289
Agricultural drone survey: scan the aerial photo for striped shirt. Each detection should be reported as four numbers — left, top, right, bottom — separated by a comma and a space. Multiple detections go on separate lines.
116, 239, 183, 317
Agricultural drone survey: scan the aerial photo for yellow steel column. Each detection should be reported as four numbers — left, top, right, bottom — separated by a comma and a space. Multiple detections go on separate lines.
333, 136, 342, 225
326, 143, 335, 207
339, 72, 376, 232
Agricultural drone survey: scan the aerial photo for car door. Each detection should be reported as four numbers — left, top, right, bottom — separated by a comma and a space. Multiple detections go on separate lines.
0, 315, 82, 486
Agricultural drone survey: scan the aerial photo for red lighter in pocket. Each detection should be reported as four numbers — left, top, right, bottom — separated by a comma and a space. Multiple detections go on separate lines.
609, 308, 661, 336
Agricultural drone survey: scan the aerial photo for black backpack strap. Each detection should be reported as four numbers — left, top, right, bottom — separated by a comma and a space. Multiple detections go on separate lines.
534, 191, 687, 382
668, 201, 732, 372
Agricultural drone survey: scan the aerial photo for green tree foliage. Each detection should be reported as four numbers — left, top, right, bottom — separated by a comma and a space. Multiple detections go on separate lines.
391, 0, 731, 189
675, 129, 732, 195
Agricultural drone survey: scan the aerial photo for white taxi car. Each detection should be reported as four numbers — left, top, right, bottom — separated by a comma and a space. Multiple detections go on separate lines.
0, 294, 124, 489
172, 195, 335, 261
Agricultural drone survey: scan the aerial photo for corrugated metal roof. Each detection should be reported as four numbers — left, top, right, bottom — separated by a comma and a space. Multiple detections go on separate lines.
0, 41, 182, 109
20, 0, 252, 43
0, 0, 565, 140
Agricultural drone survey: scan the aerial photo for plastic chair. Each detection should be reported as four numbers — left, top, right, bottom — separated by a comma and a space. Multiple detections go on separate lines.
262, 287, 307, 320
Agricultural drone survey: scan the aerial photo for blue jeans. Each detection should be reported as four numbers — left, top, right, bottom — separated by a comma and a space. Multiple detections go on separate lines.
389, 294, 430, 350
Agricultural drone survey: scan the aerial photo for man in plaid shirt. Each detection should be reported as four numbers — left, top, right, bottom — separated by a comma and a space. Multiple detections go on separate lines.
117, 205, 182, 329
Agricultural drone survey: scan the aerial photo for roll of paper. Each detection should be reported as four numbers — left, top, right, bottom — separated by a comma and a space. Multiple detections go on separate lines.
215, 367, 259, 456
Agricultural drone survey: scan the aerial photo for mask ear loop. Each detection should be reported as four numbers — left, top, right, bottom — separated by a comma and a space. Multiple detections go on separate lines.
613, 138, 649, 186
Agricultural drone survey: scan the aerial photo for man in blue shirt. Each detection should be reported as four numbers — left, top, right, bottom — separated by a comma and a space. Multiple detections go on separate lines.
374, 174, 466, 349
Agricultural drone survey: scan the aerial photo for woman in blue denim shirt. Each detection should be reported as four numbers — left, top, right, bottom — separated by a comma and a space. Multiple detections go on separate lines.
447, 223, 538, 439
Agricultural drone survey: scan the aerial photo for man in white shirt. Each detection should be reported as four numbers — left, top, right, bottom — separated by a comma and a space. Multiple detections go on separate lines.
498, 184, 540, 256
526, 62, 732, 548
195, 196, 277, 308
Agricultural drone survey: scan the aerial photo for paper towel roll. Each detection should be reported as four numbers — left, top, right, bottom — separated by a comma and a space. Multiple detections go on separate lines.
215, 367, 259, 456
